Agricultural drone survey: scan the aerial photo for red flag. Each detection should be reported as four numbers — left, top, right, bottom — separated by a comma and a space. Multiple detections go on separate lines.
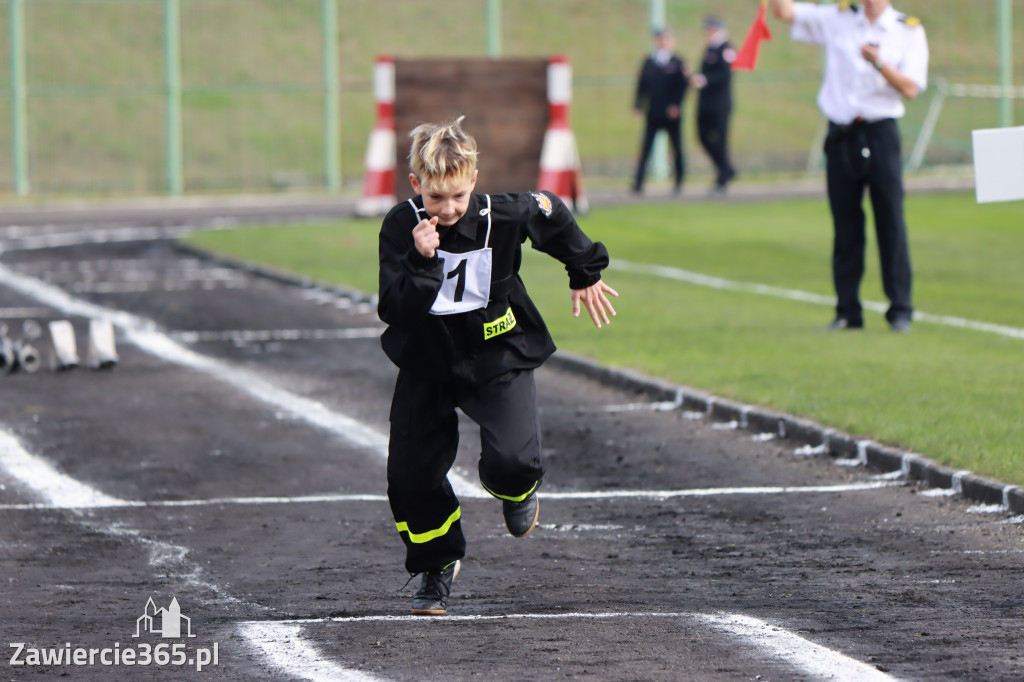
731, 2, 773, 71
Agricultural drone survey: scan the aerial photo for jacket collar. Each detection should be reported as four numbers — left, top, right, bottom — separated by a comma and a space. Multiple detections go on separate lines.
449, 193, 483, 241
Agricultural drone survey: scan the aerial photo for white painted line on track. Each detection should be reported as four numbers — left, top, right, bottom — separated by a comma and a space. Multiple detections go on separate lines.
0, 430, 246, 603
244, 611, 899, 681
611, 259, 1024, 341
0, 261, 483, 499
693, 612, 900, 681
0, 482, 902, 511
238, 622, 383, 682
0, 306, 51, 318
0, 493, 388, 511
0, 430, 129, 508
0, 225, 201, 251
540, 482, 901, 500
171, 327, 383, 344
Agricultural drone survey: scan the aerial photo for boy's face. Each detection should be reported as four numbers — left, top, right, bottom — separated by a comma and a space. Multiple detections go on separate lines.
410, 170, 478, 226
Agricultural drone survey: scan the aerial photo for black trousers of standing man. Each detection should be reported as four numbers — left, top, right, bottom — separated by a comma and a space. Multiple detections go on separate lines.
697, 108, 735, 189
823, 118, 913, 327
387, 368, 544, 574
633, 116, 684, 192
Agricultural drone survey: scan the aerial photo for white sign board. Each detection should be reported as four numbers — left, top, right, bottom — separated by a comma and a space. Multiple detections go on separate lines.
972, 126, 1024, 203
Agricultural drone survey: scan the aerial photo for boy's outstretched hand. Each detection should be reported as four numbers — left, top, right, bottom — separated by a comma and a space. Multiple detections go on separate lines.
572, 281, 619, 329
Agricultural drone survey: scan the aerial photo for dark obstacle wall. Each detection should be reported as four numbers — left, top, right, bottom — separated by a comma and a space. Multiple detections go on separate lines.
394, 58, 549, 201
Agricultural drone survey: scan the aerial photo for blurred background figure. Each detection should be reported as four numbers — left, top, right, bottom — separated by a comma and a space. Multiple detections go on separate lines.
692, 16, 738, 195
631, 28, 689, 196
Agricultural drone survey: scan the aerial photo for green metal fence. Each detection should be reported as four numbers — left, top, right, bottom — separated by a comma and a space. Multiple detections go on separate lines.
1, 0, 1020, 197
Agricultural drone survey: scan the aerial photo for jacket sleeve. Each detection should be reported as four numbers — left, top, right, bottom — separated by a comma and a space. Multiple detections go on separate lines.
524, 192, 609, 290
633, 59, 650, 112
377, 209, 444, 329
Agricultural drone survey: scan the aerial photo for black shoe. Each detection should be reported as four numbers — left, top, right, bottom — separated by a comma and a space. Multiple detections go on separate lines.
889, 318, 912, 333
823, 318, 863, 331
503, 493, 539, 538
411, 560, 460, 616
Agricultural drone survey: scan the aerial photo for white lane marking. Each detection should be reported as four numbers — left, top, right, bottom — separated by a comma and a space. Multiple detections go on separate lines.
611, 259, 1024, 341
245, 611, 898, 681
0, 262, 482, 499
0, 493, 387, 510
172, 328, 383, 344
694, 612, 900, 681
0, 430, 129, 508
0, 307, 50, 318
67, 280, 248, 294
540, 482, 901, 500
238, 622, 383, 682
602, 400, 681, 413
0, 429, 245, 602
0, 483, 901, 511
0, 225, 200, 250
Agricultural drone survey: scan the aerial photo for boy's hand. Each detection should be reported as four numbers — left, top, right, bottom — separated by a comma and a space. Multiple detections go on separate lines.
572, 281, 619, 329
413, 216, 440, 258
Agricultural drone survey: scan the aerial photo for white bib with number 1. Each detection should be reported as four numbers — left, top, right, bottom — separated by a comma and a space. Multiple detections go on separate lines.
409, 196, 494, 316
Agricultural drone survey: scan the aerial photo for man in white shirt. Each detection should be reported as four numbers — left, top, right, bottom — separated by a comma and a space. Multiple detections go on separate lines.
770, 0, 929, 332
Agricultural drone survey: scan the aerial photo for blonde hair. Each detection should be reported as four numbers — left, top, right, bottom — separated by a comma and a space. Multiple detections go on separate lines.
408, 115, 478, 191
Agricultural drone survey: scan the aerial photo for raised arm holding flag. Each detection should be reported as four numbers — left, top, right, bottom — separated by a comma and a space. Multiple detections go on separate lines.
732, 0, 772, 71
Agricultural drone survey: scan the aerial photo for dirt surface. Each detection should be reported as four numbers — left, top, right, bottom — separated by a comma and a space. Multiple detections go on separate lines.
0, 215, 1021, 681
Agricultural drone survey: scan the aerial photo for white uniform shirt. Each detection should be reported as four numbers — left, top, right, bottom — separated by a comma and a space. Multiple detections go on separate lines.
791, 2, 929, 125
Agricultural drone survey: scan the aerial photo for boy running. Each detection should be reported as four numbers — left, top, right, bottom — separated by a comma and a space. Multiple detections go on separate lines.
378, 116, 617, 615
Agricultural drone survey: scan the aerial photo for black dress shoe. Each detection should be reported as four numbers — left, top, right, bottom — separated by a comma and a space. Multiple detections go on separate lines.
824, 318, 863, 331
889, 318, 912, 333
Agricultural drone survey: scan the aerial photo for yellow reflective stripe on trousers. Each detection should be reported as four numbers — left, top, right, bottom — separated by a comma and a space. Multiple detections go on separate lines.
480, 480, 538, 503
395, 507, 461, 544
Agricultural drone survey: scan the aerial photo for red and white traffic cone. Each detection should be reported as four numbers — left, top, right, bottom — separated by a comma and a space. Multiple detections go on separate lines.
356, 56, 397, 217
536, 55, 589, 215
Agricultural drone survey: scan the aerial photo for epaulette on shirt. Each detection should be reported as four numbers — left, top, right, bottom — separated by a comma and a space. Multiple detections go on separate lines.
838, 2, 859, 12
898, 14, 922, 28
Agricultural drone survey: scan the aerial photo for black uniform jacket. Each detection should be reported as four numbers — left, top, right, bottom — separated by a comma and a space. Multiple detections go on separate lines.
634, 55, 688, 121
378, 191, 608, 387
698, 42, 733, 114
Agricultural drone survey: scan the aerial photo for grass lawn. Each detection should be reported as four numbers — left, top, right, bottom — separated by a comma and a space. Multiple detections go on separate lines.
184, 190, 1024, 487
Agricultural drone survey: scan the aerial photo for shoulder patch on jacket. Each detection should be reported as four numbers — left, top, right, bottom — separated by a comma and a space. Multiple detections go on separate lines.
531, 192, 553, 217
898, 14, 921, 28
839, 2, 859, 12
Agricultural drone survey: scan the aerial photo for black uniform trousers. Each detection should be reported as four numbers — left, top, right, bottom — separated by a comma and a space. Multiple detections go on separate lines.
824, 117, 913, 326
633, 116, 685, 191
387, 368, 544, 574
697, 108, 735, 188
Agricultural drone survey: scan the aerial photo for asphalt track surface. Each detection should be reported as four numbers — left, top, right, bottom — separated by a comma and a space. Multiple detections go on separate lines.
0, 202, 1022, 681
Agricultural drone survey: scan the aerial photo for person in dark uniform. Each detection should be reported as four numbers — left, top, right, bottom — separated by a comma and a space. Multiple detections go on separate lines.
378, 116, 618, 616
692, 16, 738, 194
632, 28, 689, 195
771, 0, 929, 332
